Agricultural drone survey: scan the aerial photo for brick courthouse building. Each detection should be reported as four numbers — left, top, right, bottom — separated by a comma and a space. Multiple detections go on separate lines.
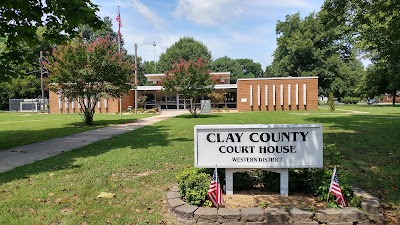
49, 73, 318, 113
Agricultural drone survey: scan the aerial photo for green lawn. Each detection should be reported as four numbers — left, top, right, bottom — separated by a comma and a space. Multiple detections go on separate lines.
0, 105, 399, 224
0, 112, 152, 150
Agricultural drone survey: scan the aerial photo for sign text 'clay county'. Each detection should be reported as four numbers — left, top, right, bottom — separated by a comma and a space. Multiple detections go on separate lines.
194, 124, 323, 169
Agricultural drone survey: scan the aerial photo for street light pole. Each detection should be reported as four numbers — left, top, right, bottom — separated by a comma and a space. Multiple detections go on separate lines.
134, 41, 156, 114
40, 51, 44, 112
134, 43, 138, 114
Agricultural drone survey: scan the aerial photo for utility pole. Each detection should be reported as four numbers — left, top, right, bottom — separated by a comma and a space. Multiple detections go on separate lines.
40, 51, 45, 112
134, 42, 156, 114
134, 43, 138, 114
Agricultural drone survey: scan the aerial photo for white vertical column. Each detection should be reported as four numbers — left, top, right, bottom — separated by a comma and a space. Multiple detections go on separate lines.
280, 169, 289, 196
58, 93, 62, 109
303, 84, 307, 105
296, 84, 299, 106
84, 97, 88, 108
225, 169, 234, 195
64, 97, 69, 109
265, 85, 268, 106
71, 99, 75, 109
104, 99, 108, 108
280, 84, 284, 106
272, 85, 276, 106
177, 94, 179, 109
288, 84, 291, 106
257, 85, 260, 107
250, 85, 253, 107
90, 98, 94, 108
98, 100, 101, 109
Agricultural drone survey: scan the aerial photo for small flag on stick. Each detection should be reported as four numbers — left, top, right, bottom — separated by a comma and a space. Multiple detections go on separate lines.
208, 166, 223, 208
328, 167, 346, 207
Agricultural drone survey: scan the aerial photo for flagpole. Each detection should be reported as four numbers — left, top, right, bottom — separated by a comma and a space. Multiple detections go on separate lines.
326, 167, 336, 204
215, 164, 220, 210
117, 5, 121, 54
117, 6, 122, 118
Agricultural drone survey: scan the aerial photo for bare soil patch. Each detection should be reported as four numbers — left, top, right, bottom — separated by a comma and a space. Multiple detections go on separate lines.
223, 190, 326, 209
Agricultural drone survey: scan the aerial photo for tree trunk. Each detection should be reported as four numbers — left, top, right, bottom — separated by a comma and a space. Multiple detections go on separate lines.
186, 99, 199, 118
83, 109, 94, 125
392, 91, 396, 105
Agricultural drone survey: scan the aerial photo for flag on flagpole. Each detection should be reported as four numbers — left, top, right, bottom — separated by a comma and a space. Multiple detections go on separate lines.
116, 6, 122, 53
116, 7, 122, 28
329, 167, 346, 207
208, 166, 223, 208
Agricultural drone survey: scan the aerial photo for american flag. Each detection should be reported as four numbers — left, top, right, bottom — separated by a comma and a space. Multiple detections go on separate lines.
208, 167, 223, 208
329, 167, 346, 207
116, 9, 122, 28
116, 7, 122, 40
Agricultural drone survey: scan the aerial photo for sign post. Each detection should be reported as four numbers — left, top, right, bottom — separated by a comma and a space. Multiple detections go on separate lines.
194, 124, 323, 196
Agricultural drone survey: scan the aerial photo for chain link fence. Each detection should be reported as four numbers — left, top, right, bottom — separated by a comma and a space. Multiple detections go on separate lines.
9, 99, 49, 112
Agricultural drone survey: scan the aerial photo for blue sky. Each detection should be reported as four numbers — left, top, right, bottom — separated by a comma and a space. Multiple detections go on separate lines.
93, 0, 325, 69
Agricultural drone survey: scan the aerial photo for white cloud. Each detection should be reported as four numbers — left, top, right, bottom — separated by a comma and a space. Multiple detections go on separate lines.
173, 0, 227, 26
131, 0, 166, 29
173, 0, 315, 26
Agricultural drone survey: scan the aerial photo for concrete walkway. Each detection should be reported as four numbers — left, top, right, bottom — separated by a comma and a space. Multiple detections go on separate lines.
0, 110, 187, 173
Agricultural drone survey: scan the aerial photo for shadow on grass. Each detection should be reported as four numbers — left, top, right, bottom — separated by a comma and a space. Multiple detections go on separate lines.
175, 114, 223, 119
0, 117, 146, 150
0, 121, 192, 184
304, 114, 400, 204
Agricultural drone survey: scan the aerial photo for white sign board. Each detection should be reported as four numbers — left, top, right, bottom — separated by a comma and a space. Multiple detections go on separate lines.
194, 124, 323, 168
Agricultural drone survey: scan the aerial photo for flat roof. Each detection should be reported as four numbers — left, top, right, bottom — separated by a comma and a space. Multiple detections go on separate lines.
144, 74, 165, 77
134, 84, 237, 91
136, 86, 163, 91
237, 76, 318, 81
145, 72, 230, 77
215, 84, 237, 89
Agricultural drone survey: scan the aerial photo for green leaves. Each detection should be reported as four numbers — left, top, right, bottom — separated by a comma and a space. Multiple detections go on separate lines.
162, 59, 215, 117
46, 36, 134, 124
267, 11, 365, 99
158, 37, 212, 73
0, 0, 103, 80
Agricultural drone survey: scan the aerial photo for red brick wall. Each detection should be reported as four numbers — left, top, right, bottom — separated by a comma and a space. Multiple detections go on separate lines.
237, 77, 318, 112
48, 91, 127, 114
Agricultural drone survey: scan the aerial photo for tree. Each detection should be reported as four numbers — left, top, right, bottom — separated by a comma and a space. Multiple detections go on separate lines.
0, 27, 54, 110
211, 56, 243, 83
78, 17, 119, 44
0, 0, 102, 80
267, 12, 365, 99
328, 92, 335, 112
140, 60, 157, 85
207, 92, 226, 109
236, 58, 264, 79
211, 56, 264, 83
162, 59, 215, 118
158, 37, 212, 73
323, 0, 400, 104
45, 36, 134, 125
363, 62, 400, 102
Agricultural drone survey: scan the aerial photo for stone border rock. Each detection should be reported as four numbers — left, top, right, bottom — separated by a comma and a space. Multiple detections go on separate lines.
167, 185, 382, 225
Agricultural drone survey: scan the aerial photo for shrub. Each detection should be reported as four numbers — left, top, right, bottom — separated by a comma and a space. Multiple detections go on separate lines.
146, 108, 158, 114
260, 144, 352, 207
342, 97, 359, 104
328, 92, 335, 112
176, 168, 211, 206
233, 170, 260, 190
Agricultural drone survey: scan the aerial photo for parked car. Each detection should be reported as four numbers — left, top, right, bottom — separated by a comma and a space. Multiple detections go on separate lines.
367, 99, 376, 105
